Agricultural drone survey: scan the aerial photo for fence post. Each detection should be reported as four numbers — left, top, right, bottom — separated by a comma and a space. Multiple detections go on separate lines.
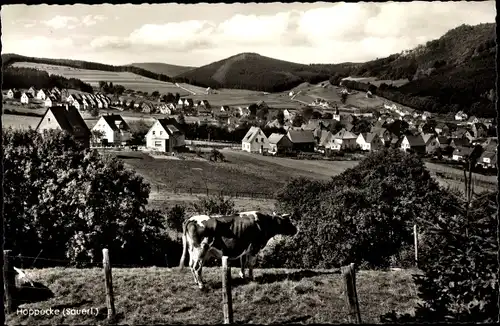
221, 256, 233, 324
3, 250, 17, 313
102, 249, 116, 322
341, 263, 362, 324
414, 224, 418, 268
206, 188, 209, 196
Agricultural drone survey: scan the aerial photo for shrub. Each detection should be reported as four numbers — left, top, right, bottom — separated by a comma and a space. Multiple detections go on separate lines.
381, 191, 498, 323
191, 194, 236, 216
270, 148, 462, 269
166, 204, 187, 233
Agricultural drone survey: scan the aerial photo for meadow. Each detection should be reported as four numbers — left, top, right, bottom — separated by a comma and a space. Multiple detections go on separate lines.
7, 266, 421, 324
342, 76, 410, 87
2, 114, 42, 130
11, 62, 183, 94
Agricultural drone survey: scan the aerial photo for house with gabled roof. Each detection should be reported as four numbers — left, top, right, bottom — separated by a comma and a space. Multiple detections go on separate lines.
452, 146, 474, 162
145, 118, 186, 152
471, 123, 488, 138
36, 89, 49, 100
356, 132, 383, 151
72, 98, 87, 111
401, 134, 426, 154
28, 86, 37, 97
268, 133, 293, 155
242, 126, 270, 153
283, 109, 297, 122
421, 133, 440, 154
21, 92, 34, 104
287, 129, 316, 152
478, 151, 497, 169
327, 129, 358, 151
184, 98, 194, 107
92, 114, 132, 145
455, 111, 468, 121
44, 95, 58, 107
467, 116, 479, 125
35, 105, 91, 148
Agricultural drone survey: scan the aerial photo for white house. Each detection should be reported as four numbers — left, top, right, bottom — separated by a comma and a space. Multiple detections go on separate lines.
20, 92, 34, 104
327, 129, 358, 151
145, 118, 186, 152
283, 109, 297, 122
356, 132, 383, 151
37, 89, 48, 100
92, 114, 132, 146
44, 96, 56, 107
332, 107, 341, 121
455, 111, 468, 121
241, 126, 270, 153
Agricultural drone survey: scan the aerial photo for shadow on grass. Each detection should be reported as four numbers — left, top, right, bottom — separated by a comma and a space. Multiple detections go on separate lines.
15, 281, 54, 306
210, 269, 340, 290
116, 154, 143, 160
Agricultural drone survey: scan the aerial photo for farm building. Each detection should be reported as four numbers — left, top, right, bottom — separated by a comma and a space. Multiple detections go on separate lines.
242, 126, 270, 153
36, 105, 91, 148
286, 130, 315, 152
145, 119, 186, 153
20, 92, 34, 104
92, 114, 132, 146
268, 133, 293, 155
356, 132, 383, 151
400, 135, 426, 154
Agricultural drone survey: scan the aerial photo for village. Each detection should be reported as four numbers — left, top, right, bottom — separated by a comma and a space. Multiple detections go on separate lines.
3, 83, 497, 173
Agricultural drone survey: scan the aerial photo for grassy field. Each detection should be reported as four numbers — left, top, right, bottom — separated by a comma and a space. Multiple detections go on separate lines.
342, 77, 410, 88
2, 114, 42, 130
7, 267, 421, 324
11, 62, 183, 94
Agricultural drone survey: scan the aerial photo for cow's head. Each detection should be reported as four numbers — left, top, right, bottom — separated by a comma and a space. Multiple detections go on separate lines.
275, 213, 297, 236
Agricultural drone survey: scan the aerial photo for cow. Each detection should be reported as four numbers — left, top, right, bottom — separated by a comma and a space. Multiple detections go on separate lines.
179, 211, 297, 289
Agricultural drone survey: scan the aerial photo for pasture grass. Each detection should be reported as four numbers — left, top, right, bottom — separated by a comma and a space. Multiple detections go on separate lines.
7, 267, 421, 324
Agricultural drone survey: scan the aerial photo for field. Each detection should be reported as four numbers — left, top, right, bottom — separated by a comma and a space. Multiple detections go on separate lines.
342, 77, 410, 88
7, 267, 421, 324
2, 114, 42, 130
11, 62, 183, 94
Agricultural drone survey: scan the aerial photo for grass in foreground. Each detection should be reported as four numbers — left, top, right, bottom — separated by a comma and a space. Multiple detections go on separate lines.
7, 267, 421, 325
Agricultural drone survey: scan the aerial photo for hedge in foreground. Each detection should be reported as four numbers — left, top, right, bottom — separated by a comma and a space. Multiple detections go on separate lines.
259, 148, 462, 269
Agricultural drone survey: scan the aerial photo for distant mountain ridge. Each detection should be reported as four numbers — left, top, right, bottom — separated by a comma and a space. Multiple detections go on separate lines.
127, 62, 196, 77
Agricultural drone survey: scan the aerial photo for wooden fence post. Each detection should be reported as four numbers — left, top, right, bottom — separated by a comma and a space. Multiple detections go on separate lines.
3, 250, 17, 313
102, 249, 116, 322
341, 263, 362, 324
221, 256, 233, 324
414, 224, 418, 268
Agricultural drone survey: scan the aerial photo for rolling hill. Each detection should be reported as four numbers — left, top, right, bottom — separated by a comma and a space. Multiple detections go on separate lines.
128, 62, 196, 77
176, 52, 354, 93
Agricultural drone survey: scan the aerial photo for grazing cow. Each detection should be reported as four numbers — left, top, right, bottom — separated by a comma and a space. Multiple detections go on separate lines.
179, 211, 297, 289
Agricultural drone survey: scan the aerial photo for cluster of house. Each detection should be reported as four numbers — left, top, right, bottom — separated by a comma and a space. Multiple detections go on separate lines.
6, 86, 112, 110
241, 112, 497, 169
34, 104, 186, 153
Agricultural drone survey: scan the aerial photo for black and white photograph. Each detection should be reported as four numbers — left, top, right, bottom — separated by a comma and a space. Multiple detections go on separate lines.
1, 1, 498, 324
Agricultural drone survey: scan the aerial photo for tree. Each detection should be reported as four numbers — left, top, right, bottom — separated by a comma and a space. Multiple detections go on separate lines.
322, 112, 333, 119
341, 92, 348, 104
151, 90, 160, 98
98, 81, 106, 90
177, 112, 186, 125
90, 106, 99, 117
311, 111, 322, 120
352, 118, 372, 134
256, 107, 269, 120
166, 204, 187, 234
175, 93, 180, 103
292, 114, 304, 127
248, 103, 259, 116
276, 110, 285, 125
3, 128, 172, 266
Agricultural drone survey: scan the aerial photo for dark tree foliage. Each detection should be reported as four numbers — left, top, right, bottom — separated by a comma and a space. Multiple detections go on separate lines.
3, 67, 93, 93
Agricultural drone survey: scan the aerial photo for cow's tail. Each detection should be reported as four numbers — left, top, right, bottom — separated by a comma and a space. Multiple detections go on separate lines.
179, 220, 189, 271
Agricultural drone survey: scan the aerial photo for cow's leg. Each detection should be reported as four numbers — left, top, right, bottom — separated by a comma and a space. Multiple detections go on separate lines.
239, 255, 247, 279
192, 238, 211, 289
247, 255, 258, 281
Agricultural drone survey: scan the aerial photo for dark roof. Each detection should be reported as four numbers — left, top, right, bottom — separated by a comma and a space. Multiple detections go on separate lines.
453, 146, 474, 156
268, 133, 284, 144
37, 106, 90, 137
287, 130, 315, 143
157, 118, 182, 135
405, 135, 426, 147
102, 115, 130, 131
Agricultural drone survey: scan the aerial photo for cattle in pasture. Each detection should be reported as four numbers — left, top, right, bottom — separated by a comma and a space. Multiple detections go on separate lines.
179, 211, 297, 289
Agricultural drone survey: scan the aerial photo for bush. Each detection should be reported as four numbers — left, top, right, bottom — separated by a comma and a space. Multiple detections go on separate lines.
166, 204, 187, 233
3, 128, 171, 267
191, 194, 236, 216
269, 148, 463, 269
381, 191, 498, 323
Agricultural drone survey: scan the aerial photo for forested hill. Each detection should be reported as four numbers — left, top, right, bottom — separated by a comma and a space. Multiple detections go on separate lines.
1, 53, 175, 83
335, 23, 497, 118
176, 52, 356, 92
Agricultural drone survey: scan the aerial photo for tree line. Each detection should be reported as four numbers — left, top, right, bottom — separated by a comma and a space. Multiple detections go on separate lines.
2, 67, 94, 93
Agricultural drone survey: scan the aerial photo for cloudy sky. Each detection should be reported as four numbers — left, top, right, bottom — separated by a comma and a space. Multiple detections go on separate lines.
1, 2, 496, 67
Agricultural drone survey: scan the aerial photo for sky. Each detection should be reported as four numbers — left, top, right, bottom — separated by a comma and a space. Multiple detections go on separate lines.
1, 1, 496, 67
